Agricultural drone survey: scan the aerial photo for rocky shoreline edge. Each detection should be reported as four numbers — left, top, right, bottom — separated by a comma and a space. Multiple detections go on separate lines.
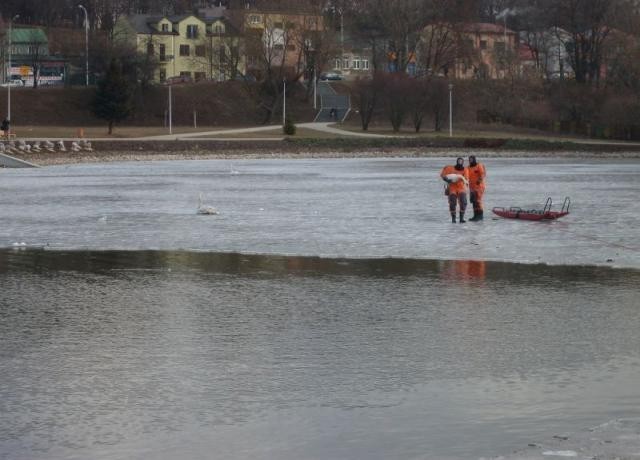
4, 137, 640, 166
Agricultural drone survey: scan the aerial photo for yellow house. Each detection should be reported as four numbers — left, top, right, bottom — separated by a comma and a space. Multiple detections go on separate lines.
115, 13, 242, 82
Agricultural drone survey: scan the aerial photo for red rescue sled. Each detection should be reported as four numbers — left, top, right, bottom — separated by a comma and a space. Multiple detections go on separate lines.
492, 197, 570, 221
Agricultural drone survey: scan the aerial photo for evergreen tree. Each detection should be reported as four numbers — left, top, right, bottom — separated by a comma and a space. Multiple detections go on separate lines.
92, 59, 133, 134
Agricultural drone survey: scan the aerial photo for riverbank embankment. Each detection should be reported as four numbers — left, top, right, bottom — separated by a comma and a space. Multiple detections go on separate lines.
7, 137, 640, 166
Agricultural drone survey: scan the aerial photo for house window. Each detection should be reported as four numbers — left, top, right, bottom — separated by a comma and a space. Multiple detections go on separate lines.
274, 22, 283, 29
213, 24, 224, 34
249, 15, 261, 24
161, 23, 169, 32
362, 59, 369, 70
343, 57, 349, 69
248, 55, 258, 66
334, 58, 341, 69
194, 72, 206, 81
494, 42, 505, 56
180, 71, 191, 77
480, 40, 487, 50
186, 24, 199, 39
352, 57, 360, 69
159, 44, 166, 61
306, 17, 317, 28
147, 42, 154, 55
159, 69, 166, 81
180, 44, 190, 56
196, 45, 206, 57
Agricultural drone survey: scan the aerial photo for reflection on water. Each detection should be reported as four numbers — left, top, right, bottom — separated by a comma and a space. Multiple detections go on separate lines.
1, 250, 640, 460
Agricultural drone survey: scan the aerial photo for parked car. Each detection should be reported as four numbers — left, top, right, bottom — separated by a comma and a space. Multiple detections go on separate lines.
0, 79, 24, 87
234, 73, 257, 82
164, 75, 193, 85
320, 71, 343, 81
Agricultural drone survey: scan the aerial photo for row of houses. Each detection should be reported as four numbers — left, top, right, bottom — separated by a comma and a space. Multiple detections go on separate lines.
112, 4, 325, 83
2, 2, 581, 87
114, 4, 581, 84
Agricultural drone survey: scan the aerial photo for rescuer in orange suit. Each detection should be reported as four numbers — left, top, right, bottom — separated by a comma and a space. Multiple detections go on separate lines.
440, 157, 470, 223
467, 155, 486, 221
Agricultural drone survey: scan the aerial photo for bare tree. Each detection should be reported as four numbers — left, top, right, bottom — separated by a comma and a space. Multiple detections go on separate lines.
355, 72, 385, 130
547, 0, 619, 85
22, 29, 49, 89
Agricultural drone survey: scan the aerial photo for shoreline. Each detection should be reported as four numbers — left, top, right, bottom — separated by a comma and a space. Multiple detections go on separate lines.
10, 146, 640, 167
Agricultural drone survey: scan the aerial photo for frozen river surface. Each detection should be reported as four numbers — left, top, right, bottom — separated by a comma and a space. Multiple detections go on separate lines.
2, 157, 640, 460
1, 157, 639, 268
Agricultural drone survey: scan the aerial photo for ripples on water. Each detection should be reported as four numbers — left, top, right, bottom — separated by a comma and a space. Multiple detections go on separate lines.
1, 250, 640, 460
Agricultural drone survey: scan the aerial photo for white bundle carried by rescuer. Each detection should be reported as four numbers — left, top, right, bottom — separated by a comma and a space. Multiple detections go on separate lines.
444, 173, 469, 186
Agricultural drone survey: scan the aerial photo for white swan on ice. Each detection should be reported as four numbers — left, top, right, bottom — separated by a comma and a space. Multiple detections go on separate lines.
197, 193, 219, 215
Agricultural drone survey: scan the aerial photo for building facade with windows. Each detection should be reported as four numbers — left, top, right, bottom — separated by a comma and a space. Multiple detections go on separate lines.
2, 26, 65, 86
225, 2, 324, 79
331, 33, 373, 80
454, 23, 518, 79
116, 13, 241, 83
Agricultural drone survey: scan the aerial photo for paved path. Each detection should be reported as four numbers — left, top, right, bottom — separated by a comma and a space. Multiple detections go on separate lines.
17, 123, 388, 142
14, 123, 389, 142
137, 122, 391, 140
12, 122, 640, 145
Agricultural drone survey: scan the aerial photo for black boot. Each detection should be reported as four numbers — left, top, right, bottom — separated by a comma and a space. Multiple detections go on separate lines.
469, 210, 478, 221
476, 210, 484, 221
459, 212, 466, 223
451, 213, 456, 223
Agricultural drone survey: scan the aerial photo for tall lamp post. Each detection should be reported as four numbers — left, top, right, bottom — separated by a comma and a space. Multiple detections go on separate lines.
7, 14, 19, 122
78, 4, 89, 86
448, 83, 453, 138
282, 79, 286, 126
313, 66, 317, 109
168, 82, 173, 134
338, 7, 344, 72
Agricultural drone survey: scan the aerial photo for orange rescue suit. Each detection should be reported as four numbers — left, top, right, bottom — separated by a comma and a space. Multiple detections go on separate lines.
440, 165, 469, 195
467, 163, 486, 192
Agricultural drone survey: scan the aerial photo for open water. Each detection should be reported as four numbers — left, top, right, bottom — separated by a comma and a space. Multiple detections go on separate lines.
1, 157, 640, 459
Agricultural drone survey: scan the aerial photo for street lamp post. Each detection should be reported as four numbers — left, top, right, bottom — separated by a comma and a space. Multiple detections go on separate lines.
168, 83, 173, 134
282, 79, 286, 126
218, 24, 222, 81
448, 83, 453, 138
313, 67, 317, 109
338, 8, 344, 72
7, 14, 19, 123
78, 5, 89, 86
